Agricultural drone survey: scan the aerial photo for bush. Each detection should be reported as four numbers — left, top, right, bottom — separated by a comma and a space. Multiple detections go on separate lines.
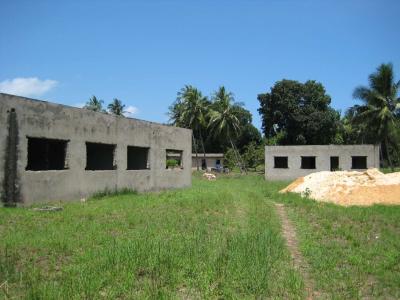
166, 159, 179, 168
223, 148, 237, 170
243, 142, 264, 171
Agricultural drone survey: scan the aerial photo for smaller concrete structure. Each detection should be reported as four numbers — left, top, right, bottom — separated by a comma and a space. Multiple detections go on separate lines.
192, 153, 224, 171
265, 145, 380, 181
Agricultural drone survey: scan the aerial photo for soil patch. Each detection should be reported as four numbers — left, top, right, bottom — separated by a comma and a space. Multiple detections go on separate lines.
275, 203, 316, 299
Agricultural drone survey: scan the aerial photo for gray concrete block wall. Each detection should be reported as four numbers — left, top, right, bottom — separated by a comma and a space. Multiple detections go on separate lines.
191, 156, 224, 171
0, 93, 192, 204
265, 145, 380, 181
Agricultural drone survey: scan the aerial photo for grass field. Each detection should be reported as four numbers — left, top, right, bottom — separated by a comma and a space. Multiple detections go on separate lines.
269, 181, 400, 299
1, 174, 399, 299
0, 175, 303, 299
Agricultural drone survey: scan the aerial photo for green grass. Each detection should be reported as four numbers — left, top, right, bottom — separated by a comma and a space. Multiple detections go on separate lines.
0, 175, 303, 299
1, 175, 399, 299
380, 167, 400, 174
270, 183, 400, 299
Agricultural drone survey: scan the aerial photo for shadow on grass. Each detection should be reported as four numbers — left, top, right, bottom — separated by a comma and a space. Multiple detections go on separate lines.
90, 188, 138, 200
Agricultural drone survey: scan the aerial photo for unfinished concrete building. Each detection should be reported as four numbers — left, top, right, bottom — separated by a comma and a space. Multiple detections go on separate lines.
265, 145, 380, 181
0, 93, 192, 205
192, 153, 224, 171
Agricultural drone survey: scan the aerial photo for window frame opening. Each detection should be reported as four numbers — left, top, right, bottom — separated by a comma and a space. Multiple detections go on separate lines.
330, 156, 339, 171
201, 159, 207, 170
352, 156, 367, 169
166, 149, 184, 169
274, 156, 288, 169
301, 156, 316, 169
26, 137, 69, 171
127, 146, 150, 170
85, 142, 117, 171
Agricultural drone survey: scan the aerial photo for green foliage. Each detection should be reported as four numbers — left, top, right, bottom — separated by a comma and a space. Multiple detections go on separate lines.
169, 85, 262, 155
242, 142, 264, 170
258, 80, 341, 145
223, 148, 237, 170
168, 85, 210, 167
170, 85, 210, 131
208, 86, 241, 140
347, 63, 400, 167
235, 123, 262, 151
265, 131, 286, 146
166, 159, 179, 168
83, 95, 106, 113
107, 98, 126, 116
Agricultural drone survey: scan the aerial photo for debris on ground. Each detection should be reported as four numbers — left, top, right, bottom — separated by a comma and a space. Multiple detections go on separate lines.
203, 172, 217, 181
32, 206, 63, 212
280, 168, 400, 206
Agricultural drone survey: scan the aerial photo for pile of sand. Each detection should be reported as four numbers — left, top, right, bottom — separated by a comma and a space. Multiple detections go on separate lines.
280, 168, 400, 206
203, 172, 216, 180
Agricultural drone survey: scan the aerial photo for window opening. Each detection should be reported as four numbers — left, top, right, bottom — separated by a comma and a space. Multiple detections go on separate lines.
352, 156, 367, 169
26, 137, 69, 171
86, 142, 116, 170
166, 149, 183, 169
301, 156, 316, 169
274, 156, 288, 168
330, 156, 339, 171
127, 146, 150, 170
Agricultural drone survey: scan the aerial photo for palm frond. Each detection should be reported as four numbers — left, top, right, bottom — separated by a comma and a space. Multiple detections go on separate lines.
352, 86, 371, 103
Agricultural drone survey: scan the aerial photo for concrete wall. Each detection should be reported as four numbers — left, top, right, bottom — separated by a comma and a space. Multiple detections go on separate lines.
0, 93, 192, 205
265, 145, 380, 181
191, 156, 223, 171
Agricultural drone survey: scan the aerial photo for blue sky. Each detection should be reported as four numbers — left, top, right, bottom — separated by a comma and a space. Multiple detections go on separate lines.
1, 0, 399, 130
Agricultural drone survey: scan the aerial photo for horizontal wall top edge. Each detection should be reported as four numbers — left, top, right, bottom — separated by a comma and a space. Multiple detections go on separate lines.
0, 93, 191, 133
265, 144, 378, 149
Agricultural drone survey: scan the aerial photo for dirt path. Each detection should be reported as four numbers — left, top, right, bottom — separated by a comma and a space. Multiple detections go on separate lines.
275, 203, 316, 300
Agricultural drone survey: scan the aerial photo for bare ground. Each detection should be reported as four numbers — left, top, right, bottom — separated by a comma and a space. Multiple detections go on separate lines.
275, 203, 318, 300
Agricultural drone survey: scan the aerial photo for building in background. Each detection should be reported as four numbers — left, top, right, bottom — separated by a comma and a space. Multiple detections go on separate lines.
265, 145, 380, 181
192, 153, 224, 172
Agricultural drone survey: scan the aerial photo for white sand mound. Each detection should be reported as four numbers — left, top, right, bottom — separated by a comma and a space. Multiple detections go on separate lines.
203, 172, 216, 180
280, 168, 400, 206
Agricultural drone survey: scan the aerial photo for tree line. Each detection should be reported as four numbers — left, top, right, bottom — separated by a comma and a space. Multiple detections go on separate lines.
82, 63, 399, 170
170, 63, 400, 170
169, 86, 261, 171
83, 96, 126, 116
258, 63, 400, 169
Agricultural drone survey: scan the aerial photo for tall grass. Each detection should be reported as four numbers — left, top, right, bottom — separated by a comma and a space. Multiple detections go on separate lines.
269, 182, 400, 299
0, 175, 303, 299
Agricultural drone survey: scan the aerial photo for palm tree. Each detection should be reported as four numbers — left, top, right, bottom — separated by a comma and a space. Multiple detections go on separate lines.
169, 99, 200, 170
175, 85, 209, 170
352, 63, 400, 168
108, 98, 126, 116
208, 86, 246, 173
84, 95, 106, 113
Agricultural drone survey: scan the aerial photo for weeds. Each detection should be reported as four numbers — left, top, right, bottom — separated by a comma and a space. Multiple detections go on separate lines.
0, 175, 303, 299
90, 187, 137, 199
269, 183, 400, 299
1, 175, 399, 299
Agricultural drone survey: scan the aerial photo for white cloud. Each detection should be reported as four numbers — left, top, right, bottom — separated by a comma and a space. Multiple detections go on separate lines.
72, 102, 85, 108
0, 77, 58, 97
124, 105, 139, 117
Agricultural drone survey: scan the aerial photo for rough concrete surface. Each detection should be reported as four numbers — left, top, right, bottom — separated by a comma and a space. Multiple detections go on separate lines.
0, 93, 192, 205
265, 145, 379, 181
